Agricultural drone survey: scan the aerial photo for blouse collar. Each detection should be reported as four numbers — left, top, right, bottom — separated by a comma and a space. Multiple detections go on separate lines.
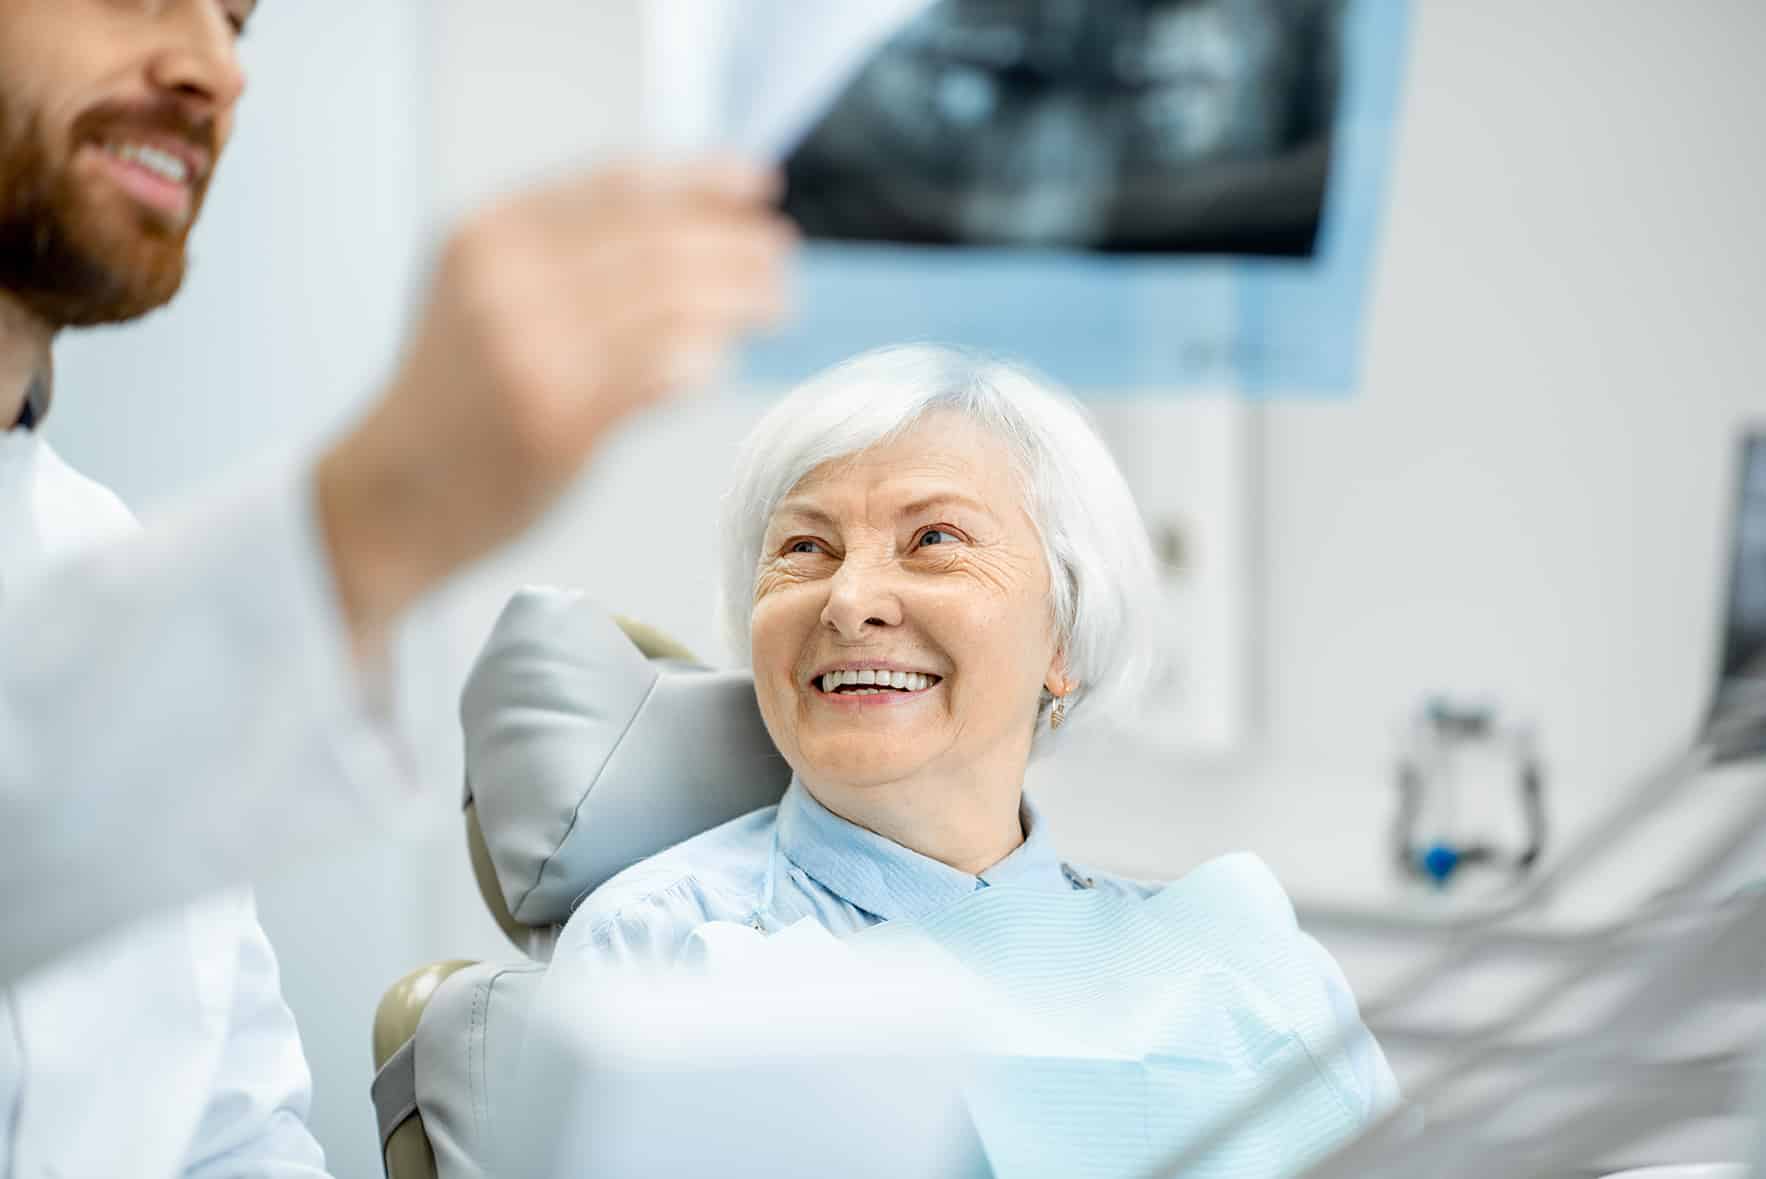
775, 776, 1072, 923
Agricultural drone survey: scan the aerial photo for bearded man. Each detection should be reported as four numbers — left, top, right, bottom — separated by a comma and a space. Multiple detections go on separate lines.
0, 1, 793, 1174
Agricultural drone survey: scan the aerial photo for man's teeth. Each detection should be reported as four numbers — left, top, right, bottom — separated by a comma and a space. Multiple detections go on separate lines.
104, 142, 191, 185
820, 669, 937, 693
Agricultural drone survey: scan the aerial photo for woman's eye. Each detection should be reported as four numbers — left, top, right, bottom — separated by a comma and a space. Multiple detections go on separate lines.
917, 528, 959, 547
787, 539, 824, 555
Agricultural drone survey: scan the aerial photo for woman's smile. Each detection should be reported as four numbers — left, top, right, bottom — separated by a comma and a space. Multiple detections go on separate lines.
809, 663, 946, 710
810, 661, 944, 693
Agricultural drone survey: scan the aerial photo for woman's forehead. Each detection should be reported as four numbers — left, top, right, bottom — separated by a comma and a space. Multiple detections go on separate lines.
772, 416, 1021, 521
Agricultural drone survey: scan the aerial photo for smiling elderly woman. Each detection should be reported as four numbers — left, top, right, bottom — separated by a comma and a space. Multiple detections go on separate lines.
552, 344, 1395, 1140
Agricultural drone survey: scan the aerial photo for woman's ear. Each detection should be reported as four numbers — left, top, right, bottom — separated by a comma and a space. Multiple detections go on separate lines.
1044, 652, 1076, 699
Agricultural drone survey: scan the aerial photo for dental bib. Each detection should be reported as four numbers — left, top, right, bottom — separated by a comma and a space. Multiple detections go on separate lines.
854, 852, 1377, 1179
676, 852, 1381, 1179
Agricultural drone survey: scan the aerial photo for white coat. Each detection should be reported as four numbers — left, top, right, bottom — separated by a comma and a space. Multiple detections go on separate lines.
0, 426, 406, 1176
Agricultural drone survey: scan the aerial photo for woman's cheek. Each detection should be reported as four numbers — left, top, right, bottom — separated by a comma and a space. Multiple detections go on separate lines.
750, 590, 808, 679
749, 601, 784, 674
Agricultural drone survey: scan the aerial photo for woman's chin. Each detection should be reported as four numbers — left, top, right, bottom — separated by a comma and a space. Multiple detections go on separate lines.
796, 738, 936, 791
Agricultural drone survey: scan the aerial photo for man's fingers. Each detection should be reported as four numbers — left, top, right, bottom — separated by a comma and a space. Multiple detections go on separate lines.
622, 218, 795, 291
583, 279, 791, 381
562, 157, 784, 215
555, 217, 794, 339
626, 156, 785, 207
669, 278, 794, 331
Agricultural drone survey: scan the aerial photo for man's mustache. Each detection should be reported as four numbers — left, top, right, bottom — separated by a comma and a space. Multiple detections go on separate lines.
69, 99, 218, 182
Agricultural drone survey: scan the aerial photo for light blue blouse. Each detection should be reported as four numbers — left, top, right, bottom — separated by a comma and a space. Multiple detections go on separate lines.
553, 778, 1397, 1107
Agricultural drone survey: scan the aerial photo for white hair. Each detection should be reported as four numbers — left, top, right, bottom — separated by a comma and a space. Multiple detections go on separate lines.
720, 344, 1162, 753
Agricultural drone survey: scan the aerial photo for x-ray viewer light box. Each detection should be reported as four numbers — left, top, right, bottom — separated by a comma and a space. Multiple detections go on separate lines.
733, 0, 1411, 395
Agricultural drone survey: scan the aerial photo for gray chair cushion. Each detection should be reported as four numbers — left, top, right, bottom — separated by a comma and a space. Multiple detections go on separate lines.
460, 586, 791, 929
413, 961, 546, 1179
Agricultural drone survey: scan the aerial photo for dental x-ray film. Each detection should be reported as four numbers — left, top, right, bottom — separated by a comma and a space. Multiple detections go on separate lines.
782, 0, 1343, 257
644, 0, 1409, 391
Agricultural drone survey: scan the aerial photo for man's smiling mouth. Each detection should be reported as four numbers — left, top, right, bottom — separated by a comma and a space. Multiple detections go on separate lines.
75, 127, 211, 223
100, 139, 194, 185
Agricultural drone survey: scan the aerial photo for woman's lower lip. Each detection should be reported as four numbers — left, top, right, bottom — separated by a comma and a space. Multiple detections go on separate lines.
81, 146, 193, 222
810, 683, 941, 708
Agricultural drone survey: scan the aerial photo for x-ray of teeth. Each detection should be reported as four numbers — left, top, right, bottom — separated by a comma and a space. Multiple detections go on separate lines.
723, 0, 1407, 390
782, 0, 1344, 255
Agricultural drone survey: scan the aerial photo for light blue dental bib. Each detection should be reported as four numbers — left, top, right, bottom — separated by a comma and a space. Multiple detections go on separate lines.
854, 854, 1379, 1179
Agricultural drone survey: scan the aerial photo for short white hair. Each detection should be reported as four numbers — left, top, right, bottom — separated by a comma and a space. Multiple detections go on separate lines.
720, 344, 1162, 752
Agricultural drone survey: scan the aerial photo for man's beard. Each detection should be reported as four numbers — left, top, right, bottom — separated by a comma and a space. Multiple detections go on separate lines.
0, 95, 214, 328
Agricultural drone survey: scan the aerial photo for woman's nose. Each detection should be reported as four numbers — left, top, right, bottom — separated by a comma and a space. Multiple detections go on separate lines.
820, 557, 904, 638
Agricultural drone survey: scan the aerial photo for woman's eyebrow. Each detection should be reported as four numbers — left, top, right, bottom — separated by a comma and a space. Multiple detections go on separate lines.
769, 501, 836, 531
896, 492, 995, 521
768, 491, 995, 532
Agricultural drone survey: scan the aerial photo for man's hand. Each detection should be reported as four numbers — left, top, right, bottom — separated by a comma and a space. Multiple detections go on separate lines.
316, 159, 794, 646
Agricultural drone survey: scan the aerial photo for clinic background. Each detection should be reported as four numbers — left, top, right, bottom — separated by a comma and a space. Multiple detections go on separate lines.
41, 1, 1766, 1174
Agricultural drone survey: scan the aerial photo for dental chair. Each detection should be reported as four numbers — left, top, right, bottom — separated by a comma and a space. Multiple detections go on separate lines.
369, 587, 791, 1179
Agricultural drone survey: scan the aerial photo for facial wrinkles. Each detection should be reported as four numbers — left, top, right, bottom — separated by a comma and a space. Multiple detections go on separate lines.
761, 485, 1052, 692
922, 527, 1039, 600
768, 435, 1049, 585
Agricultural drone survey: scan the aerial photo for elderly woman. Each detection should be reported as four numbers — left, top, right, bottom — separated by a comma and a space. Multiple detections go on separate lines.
553, 343, 1395, 1165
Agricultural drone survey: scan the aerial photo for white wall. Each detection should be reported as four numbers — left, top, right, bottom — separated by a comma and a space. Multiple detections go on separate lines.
37, 0, 1766, 1168
1259, 0, 1765, 786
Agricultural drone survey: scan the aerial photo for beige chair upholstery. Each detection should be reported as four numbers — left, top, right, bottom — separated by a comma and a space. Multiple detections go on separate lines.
372, 961, 477, 1179
369, 604, 785, 1179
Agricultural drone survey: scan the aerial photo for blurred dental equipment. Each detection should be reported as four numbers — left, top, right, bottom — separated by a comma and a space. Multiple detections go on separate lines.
1392, 698, 1547, 888
1145, 430, 1766, 1179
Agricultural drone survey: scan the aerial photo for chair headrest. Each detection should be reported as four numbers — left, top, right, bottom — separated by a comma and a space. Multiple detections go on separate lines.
461, 587, 791, 935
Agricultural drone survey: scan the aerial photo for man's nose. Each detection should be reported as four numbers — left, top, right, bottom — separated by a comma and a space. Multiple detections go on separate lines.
820, 556, 904, 639
145, 0, 247, 115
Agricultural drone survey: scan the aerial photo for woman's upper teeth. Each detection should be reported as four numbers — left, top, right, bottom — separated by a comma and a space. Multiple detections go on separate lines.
820, 668, 936, 692
105, 141, 190, 184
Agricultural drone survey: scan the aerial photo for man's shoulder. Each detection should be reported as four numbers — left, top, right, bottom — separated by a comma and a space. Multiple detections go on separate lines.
37, 441, 138, 534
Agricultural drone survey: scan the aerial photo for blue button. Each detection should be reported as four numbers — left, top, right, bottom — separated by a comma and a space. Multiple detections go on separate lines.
1420, 843, 1461, 885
